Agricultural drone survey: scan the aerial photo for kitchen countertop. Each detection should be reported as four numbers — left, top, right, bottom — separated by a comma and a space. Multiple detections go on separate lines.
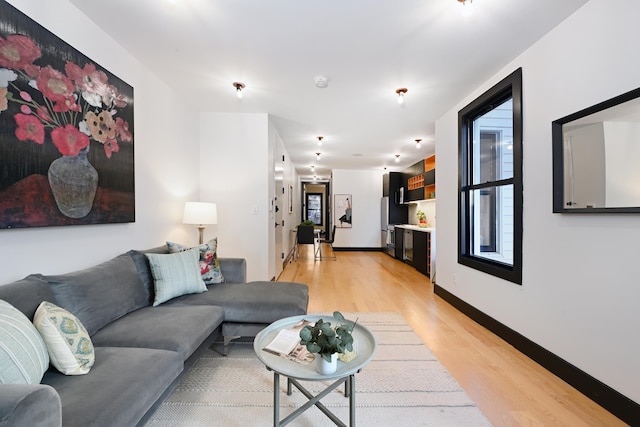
394, 224, 435, 232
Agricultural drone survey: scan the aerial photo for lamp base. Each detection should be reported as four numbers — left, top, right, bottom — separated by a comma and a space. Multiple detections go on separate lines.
196, 225, 206, 245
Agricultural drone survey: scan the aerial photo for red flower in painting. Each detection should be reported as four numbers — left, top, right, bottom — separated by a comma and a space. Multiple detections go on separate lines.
115, 117, 132, 142
65, 62, 108, 95
36, 66, 79, 112
14, 113, 45, 144
103, 139, 119, 159
1, 34, 131, 159
51, 125, 90, 156
0, 35, 41, 69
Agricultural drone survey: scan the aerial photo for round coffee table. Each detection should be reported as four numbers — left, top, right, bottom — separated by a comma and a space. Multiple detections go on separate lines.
254, 314, 377, 427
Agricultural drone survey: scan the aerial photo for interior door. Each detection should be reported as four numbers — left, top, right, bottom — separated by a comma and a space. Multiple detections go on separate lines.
273, 149, 284, 279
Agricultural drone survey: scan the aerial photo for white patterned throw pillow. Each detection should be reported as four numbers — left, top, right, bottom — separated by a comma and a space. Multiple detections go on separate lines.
0, 300, 49, 384
33, 301, 95, 376
167, 238, 225, 285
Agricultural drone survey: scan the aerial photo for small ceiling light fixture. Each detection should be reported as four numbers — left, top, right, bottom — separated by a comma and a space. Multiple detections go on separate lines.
316, 152, 321, 161
415, 139, 422, 149
457, 0, 474, 16
232, 82, 245, 99
395, 154, 400, 162
317, 136, 324, 146
396, 88, 408, 104
314, 75, 329, 88
310, 165, 315, 170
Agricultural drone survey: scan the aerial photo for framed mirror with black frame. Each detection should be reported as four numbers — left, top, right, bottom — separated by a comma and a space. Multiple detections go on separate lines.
552, 87, 640, 213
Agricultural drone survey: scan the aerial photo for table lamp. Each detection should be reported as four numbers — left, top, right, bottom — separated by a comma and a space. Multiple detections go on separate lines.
183, 202, 217, 244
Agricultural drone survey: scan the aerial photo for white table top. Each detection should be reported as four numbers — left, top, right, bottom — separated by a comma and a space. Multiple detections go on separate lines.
254, 314, 377, 381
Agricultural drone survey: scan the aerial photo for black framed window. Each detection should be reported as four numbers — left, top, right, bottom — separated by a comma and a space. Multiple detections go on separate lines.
306, 193, 323, 226
458, 68, 523, 284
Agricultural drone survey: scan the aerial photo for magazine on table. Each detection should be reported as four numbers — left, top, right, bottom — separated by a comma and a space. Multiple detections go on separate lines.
263, 320, 316, 365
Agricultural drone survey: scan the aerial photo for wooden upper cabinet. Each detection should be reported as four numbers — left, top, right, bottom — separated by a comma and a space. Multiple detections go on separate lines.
424, 155, 436, 200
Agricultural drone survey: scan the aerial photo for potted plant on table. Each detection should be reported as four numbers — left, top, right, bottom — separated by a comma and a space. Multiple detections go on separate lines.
299, 311, 355, 374
416, 210, 428, 227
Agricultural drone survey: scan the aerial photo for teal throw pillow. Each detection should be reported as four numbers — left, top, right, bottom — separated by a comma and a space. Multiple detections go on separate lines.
167, 238, 225, 285
146, 248, 207, 306
0, 300, 50, 384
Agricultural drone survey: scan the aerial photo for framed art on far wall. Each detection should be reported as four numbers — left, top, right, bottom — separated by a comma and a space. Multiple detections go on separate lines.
0, 0, 135, 230
334, 194, 352, 228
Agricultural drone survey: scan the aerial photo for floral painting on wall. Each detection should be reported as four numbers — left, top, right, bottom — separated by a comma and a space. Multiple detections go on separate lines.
0, 0, 134, 229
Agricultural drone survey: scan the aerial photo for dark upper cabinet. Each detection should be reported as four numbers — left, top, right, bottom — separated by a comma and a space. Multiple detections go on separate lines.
383, 172, 403, 200
383, 172, 408, 225
405, 160, 425, 202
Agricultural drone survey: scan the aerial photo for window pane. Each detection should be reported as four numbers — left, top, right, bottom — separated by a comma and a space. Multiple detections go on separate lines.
472, 98, 514, 185
470, 184, 514, 265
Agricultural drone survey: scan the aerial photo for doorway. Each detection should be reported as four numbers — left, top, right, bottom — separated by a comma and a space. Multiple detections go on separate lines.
302, 181, 330, 234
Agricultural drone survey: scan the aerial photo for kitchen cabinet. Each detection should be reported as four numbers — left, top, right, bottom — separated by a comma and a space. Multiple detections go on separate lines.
403, 155, 436, 202
423, 154, 436, 200
413, 231, 429, 276
382, 172, 408, 224
394, 225, 434, 278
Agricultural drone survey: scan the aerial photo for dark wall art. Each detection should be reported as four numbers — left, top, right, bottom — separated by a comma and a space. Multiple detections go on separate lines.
0, 0, 134, 229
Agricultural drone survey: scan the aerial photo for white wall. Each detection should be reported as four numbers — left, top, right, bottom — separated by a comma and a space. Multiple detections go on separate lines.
0, 0, 200, 284
603, 121, 640, 206
198, 113, 271, 282
435, 0, 640, 403
331, 169, 383, 248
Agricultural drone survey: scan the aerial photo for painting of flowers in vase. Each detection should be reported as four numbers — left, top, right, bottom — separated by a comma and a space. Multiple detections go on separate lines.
0, 0, 134, 229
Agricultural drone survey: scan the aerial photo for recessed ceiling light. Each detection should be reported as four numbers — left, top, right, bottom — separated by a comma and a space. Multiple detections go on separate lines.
415, 139, 422, 149
395, 154, 400, 162
317, 136, 323, 146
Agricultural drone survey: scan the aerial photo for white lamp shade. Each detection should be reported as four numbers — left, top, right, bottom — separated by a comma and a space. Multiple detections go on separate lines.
183, 202, 217, 225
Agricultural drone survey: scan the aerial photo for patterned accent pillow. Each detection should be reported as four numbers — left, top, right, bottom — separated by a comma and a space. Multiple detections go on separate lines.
33, 301, 95, 376
167, 238, 225, 285
0, 300, 49, 384
146, 248, 208, 306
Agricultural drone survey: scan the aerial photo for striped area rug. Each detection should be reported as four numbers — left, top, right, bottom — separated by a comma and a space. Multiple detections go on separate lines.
145, 312, 492, 426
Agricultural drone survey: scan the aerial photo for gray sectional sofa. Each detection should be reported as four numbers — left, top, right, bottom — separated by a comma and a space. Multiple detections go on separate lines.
0, 245, 308, 427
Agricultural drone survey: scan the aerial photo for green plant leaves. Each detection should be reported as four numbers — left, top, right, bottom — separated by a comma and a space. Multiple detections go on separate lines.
298, 312, 354, 359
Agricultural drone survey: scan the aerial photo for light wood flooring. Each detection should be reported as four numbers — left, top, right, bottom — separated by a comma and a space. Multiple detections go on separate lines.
278, 246, 626, 426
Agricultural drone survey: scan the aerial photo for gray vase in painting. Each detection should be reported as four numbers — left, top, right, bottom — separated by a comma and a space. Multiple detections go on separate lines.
48, 147, 99, 218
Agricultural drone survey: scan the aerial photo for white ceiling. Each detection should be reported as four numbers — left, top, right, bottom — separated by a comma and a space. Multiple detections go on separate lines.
68, 0, 588, 180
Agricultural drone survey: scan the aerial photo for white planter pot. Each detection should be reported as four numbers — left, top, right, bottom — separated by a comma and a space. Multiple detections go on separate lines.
316, 353, 338, 375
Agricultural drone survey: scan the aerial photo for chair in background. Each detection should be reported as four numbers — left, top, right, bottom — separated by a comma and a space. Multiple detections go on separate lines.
295, 225, 316, 260
315, 225, 337, 261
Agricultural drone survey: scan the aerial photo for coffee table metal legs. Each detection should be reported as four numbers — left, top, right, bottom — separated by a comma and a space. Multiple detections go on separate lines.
272, 372, 356, 427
